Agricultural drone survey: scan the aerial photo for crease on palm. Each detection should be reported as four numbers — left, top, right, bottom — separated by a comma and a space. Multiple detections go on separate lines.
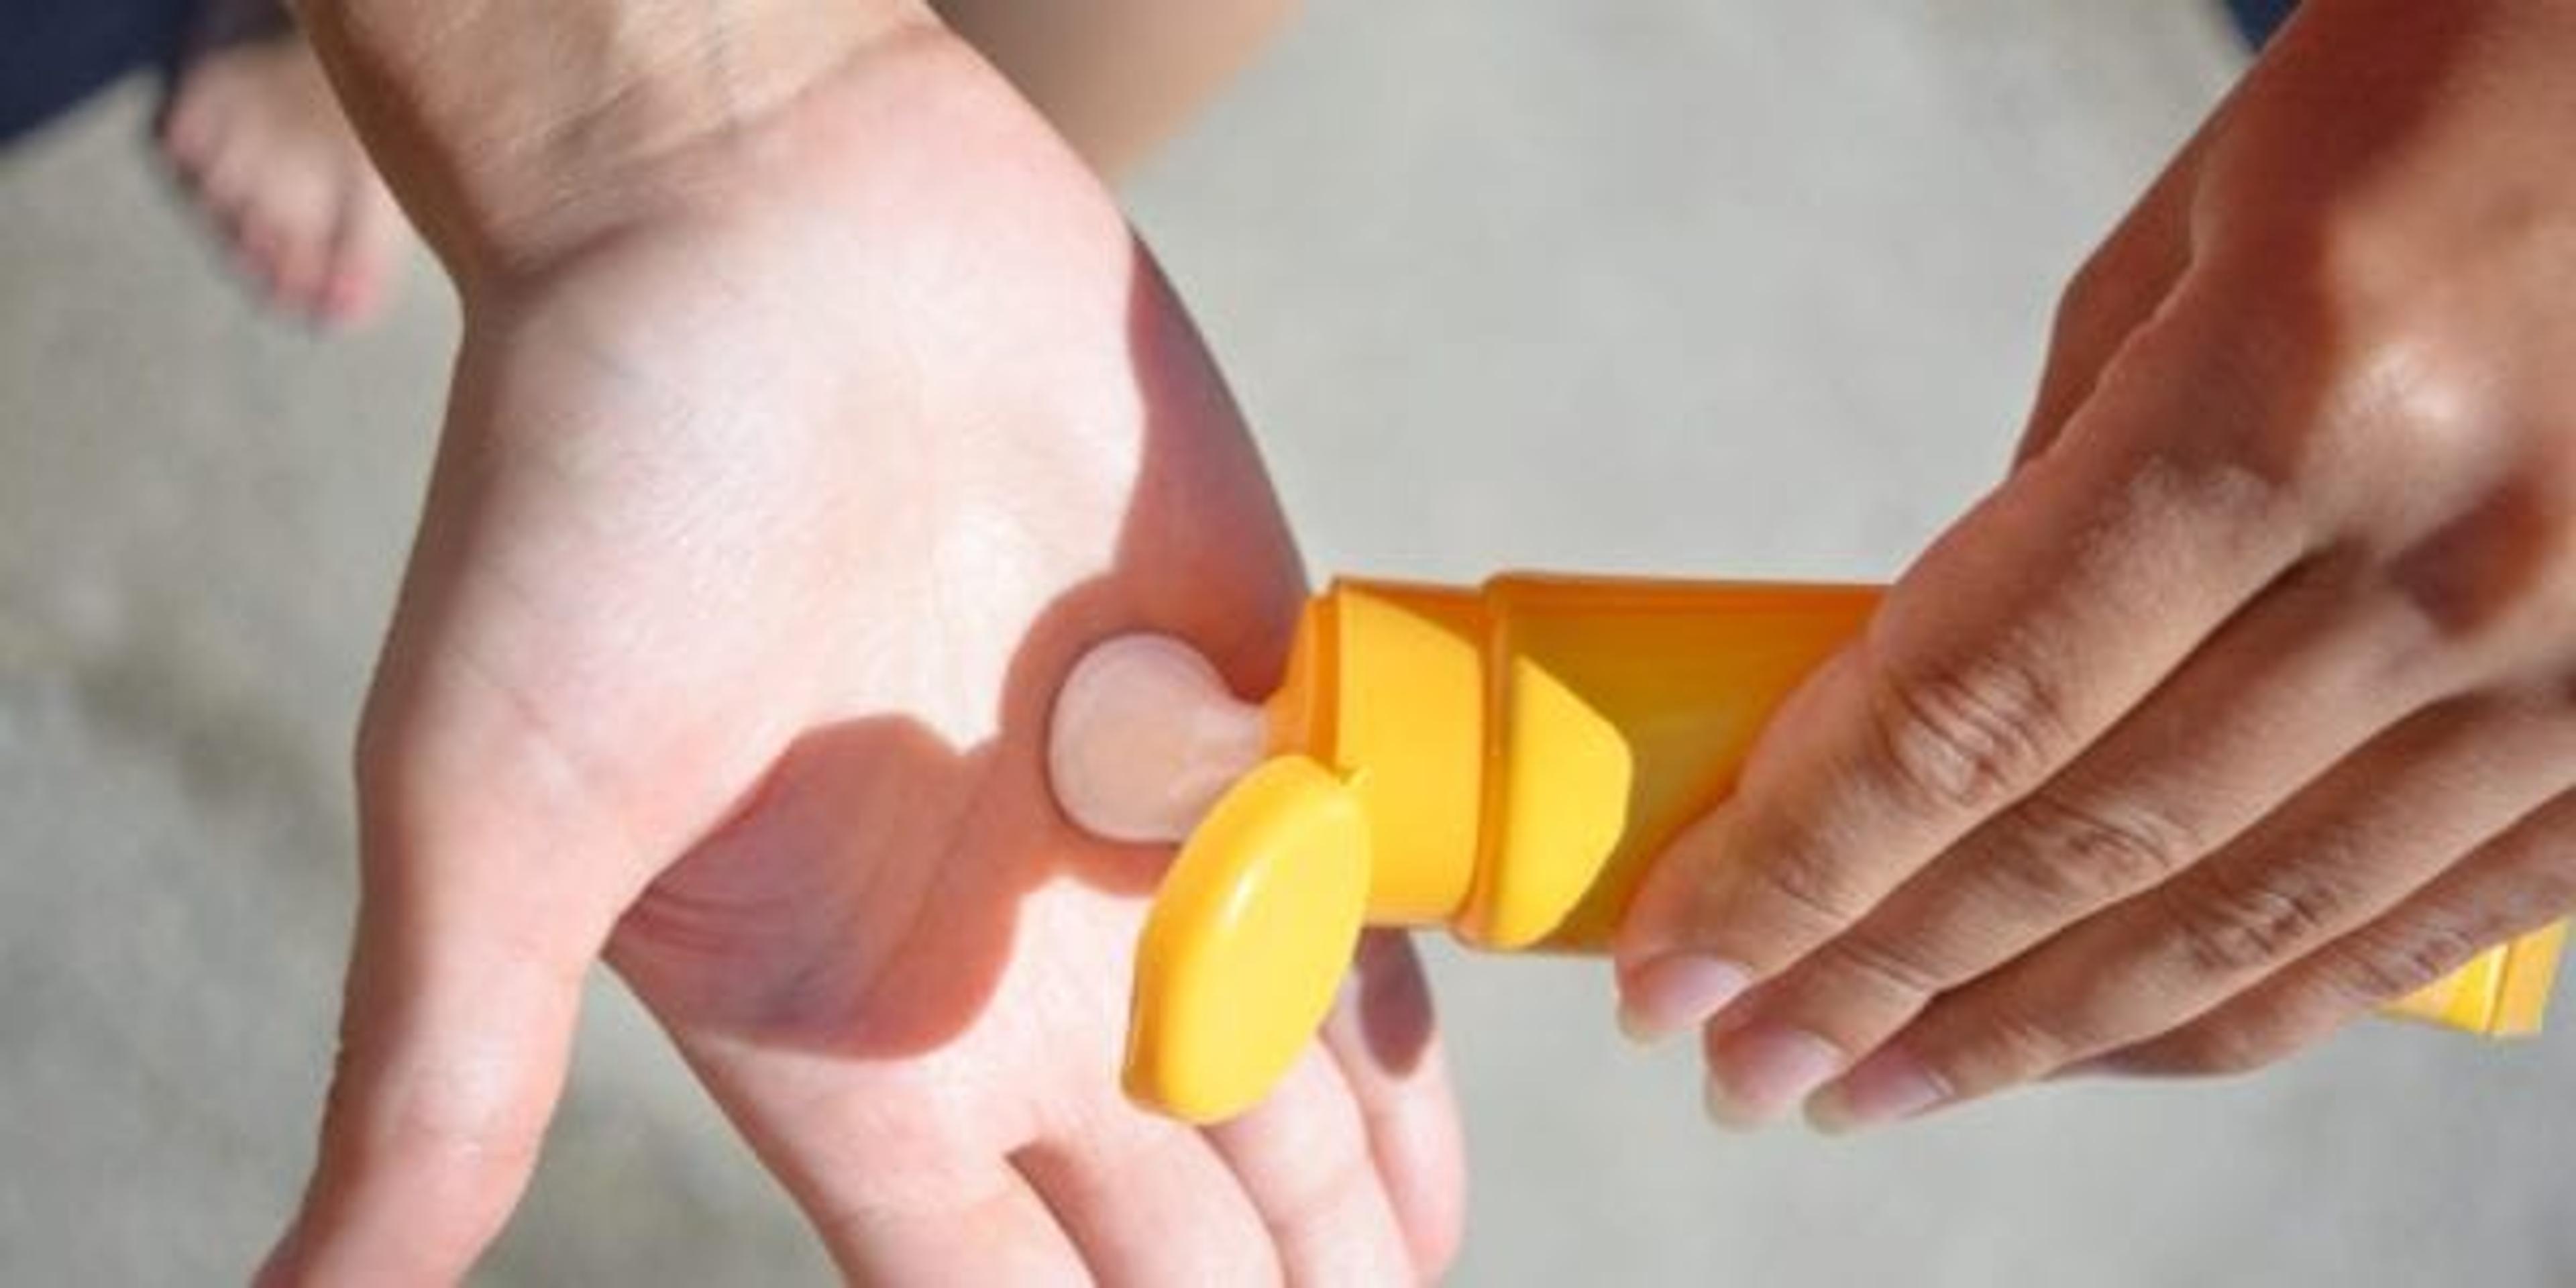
406, 230, 1307, 1089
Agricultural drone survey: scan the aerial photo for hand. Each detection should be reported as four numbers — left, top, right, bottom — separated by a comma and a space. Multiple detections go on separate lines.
1617, 0, 2576, 1131
264, 27, 1460, 1284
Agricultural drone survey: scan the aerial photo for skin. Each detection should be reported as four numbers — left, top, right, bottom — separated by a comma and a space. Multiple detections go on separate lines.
932, 0, 1296, 179
252, 0, 2571, 1271
157, 28, 407, 327
146, 0, 1263, 330
1618, 0, 2576, 1132
263, 6, 1459, 1284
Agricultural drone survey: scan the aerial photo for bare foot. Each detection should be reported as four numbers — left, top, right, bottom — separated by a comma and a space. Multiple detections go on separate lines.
156, 25, 405, 327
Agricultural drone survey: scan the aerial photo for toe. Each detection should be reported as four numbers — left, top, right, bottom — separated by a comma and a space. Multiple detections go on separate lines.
195, 129, 261, 223
158, 103, 219, 178
263, 175, 345, 319
233, 212, 292, 294
319, 180, 406, 327
270, 235, 329, 317
159, 50, 270, 180
157, 63, 235, 168
161, 34, 407, 327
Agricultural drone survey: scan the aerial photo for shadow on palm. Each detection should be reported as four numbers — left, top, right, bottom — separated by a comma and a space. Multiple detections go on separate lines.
602, 252, 1433, 1083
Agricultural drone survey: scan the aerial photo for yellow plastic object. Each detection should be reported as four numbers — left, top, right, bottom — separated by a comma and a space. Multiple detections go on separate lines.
1121, 573, 2570, 1121
1126, 755, 1374, 1122
2383, 921, 2567, 1036
1466, 577, 1880, 950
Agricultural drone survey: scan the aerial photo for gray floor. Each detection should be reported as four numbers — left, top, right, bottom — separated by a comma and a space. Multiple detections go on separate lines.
5, 2, 2571, 1284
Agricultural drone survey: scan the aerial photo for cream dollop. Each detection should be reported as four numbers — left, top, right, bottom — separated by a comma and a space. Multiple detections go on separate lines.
1047, 633, 1270, 843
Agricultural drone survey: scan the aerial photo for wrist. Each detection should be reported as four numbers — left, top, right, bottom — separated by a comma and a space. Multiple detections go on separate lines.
296, 0, 936, 278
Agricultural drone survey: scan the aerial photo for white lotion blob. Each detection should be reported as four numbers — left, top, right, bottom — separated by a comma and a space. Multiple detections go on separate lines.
1048, 633, 1270, 843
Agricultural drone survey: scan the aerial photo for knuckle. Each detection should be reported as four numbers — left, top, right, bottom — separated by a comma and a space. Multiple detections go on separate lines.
2151, 1014, 2302, 1078
2049, 250, 2123, 343
1950, 998, 2080, 1081
1817, 929, 1952, 1006
2332, 920, 2491, 1005
350, 696, 405, 801
2175, 1030, 2275, 1077
1739, 833, 1881, 941
2387, 475, 2576, 644
2342, 347, 2491, 492
1868, 651, 2070, 817
1257, 1134, 1375, 1243
2116, 436, 2308, 572
2216, 198, 2417, 350
333, 1053, 545, 1179
2504, 824, 2576, 914
348, 685, 455, 849
1985, 789, 2202, 912
2159, 859, 2357, 978
2188, 248, 2491, 522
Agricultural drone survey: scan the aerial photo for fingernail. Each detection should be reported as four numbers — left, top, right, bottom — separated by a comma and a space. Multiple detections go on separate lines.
1705, 1026, 1845, 1129
1617, 955, 1752, 1042
1807, 1050, 1949, 1134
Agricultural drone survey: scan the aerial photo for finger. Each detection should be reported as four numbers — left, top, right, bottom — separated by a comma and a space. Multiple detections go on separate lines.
1320, 931, 1466, 1281
260, 180, 335, 316
818, 1160, 1091, 1285
264, 820, 623, 1285
1011, 1111, 1276, 1285
1699, 551, 2438, 1118
2095, 786, 2576, 1078
2012, 117, 2208, 466
1205, 1042, 1417, 1286
1618, 283, 2314, 1032
1807, 689, 2576, 1130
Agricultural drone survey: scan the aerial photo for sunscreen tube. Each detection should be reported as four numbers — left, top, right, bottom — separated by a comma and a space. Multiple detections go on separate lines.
1066, 575, 2565, 1123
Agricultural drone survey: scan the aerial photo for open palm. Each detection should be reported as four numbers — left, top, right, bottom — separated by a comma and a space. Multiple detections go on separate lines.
268, 38, 1459, 1285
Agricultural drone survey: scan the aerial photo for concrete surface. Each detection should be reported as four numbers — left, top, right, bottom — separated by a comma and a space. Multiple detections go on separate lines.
4, 1, 2571, 1284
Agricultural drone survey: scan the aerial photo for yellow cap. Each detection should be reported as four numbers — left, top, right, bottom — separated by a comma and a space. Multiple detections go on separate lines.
1124, 755, 1371, 1122
1124, 581, 1491, 1120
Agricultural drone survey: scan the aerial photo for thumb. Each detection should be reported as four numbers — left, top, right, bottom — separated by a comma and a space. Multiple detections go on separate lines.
263, 736, 630, 1286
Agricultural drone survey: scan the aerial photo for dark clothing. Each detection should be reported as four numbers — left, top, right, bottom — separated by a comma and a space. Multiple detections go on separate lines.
2226, 0, 2297, 47
1, 0, 190, 146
